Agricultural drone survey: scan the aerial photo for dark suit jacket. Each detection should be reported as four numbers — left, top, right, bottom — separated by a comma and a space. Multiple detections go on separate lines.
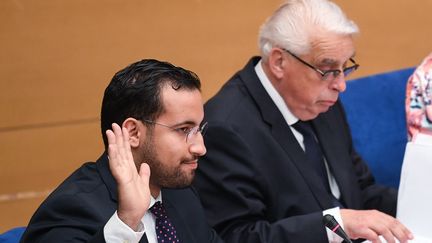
21, 153, 222, 243
193, 57, 397, 243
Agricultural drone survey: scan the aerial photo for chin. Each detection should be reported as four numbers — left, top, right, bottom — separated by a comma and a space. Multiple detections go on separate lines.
175, 173, 195, 188
298, 112, 320, 121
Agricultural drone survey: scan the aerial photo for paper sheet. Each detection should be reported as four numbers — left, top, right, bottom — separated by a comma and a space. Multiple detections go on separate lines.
396, 134, 432, 242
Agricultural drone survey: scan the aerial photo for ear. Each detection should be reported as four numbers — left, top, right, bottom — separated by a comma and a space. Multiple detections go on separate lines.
122, 118, 142, 148
267, 48, 287, 80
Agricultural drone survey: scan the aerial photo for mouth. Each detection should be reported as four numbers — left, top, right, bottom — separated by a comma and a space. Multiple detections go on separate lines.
319, 100, 336, 107
182, 160, 198, 169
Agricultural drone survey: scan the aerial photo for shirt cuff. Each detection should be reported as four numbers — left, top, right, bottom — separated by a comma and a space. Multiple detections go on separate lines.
323, 207, 344, 243
103, 210, 145, 243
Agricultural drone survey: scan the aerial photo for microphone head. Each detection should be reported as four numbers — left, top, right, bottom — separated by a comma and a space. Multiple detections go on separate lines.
323, 214, 338, 228
323, 214, 353, 243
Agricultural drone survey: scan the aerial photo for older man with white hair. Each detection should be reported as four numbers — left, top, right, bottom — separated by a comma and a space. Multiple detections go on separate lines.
194, 0, 413, 242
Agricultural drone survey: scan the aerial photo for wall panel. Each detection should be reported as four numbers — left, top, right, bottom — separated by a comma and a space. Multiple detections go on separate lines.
1, 0, 431, 232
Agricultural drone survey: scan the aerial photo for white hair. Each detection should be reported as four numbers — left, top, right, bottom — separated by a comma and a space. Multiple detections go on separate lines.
258, 0, 359, 60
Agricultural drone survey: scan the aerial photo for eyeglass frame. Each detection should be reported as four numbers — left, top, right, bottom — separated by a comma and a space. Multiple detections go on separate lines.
142, 119, 208, 143
281, 48, 360, 81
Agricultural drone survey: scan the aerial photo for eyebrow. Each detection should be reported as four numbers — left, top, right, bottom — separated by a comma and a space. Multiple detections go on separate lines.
170, 120, 199, 127
319, 54, 357, 67
319, 58, 338, 66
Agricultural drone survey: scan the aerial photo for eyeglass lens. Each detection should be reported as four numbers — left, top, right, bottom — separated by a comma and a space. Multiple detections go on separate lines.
186, 122, 208, 142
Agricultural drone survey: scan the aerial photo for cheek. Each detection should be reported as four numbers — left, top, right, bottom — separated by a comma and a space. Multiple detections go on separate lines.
157, 137, 188, 163
303, 79, 330, 101
290, 76, 321, 103
295, 84, 323, 106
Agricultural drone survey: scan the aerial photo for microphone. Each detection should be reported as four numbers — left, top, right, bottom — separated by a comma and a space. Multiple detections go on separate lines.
323, 214, 353, 243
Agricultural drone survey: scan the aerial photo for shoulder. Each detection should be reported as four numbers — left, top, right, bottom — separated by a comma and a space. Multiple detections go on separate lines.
22, 160, 116, 242
35, 161, 115, 215
50, 162, 104, 197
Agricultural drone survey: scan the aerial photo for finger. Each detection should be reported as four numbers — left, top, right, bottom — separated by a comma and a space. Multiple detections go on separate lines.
112, 123, 123, 141
121, 126, 130, 148
106, 129, 118, 161
355, 227, 380, 243
388, 220, 413, 243
371, 213, 411, 243
378, 228, 395, 243
106, 129, 123, 178
365, 212, 395, 243
112, 123, 126, 162
139, 162, 152, 212
400, 221, 414, 240
121, 126, 134, 165
139, 163, 151, 183
106, 129, 116, 146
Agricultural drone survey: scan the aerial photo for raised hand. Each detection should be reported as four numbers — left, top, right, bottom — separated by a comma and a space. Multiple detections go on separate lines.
341, 209, 413, 243
106, 123, 151, 231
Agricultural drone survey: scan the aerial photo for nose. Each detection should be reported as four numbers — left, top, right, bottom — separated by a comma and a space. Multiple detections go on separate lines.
189, 133, 207, 157
330, 74, 346, 92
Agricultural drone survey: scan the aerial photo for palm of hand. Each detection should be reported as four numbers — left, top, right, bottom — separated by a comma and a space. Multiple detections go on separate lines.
106, 123, 151, 230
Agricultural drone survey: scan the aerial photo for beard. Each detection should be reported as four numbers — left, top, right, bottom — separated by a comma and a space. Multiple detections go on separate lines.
141, 131, 196, 189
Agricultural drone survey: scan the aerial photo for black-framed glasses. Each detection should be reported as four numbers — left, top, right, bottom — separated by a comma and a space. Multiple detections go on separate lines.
282, 48, 359, 81
142, 119, 208, 143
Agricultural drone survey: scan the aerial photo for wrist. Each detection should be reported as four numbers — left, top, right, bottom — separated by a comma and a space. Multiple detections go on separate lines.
117, 211, 143, 231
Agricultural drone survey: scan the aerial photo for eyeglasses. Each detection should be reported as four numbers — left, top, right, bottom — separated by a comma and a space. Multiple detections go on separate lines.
282, 48, 359, 81
142, 119, 208, 143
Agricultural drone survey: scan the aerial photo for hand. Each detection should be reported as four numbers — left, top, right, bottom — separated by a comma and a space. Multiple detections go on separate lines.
407, 109, 423, 128
340, 209, 413, 243
106, 123, 151, 231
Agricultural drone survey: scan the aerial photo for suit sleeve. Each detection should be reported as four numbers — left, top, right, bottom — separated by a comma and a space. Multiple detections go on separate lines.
20, 192, 110, 243
195, 123, 328, 243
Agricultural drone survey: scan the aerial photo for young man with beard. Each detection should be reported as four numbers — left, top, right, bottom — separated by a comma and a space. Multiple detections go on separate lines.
21, 59, 223, 243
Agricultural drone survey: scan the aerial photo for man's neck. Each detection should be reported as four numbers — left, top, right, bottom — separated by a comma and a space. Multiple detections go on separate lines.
150, 183, 161, 198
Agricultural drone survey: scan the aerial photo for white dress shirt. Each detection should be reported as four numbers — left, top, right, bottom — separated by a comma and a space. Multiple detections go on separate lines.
255, 60, 345, 243
104, 193, 162, 243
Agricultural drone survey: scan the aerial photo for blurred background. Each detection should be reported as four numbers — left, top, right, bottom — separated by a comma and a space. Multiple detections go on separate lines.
1, 0, 431, 232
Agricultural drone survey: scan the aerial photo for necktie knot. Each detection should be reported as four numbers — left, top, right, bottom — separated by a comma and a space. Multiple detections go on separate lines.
150, 201, 166, 219
292, 120, 314, 137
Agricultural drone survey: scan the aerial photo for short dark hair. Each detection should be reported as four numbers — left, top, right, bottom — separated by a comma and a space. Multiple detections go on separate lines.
100, 59, 201, 148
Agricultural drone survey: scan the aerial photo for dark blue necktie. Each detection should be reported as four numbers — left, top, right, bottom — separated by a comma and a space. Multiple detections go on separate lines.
293, 121, 345, 208
292, 121, 331, 191
150, 201, 181, 243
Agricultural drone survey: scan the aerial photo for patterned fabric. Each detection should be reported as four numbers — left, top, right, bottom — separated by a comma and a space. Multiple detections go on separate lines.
150, 201, 180, 243
406, 52, 432, 140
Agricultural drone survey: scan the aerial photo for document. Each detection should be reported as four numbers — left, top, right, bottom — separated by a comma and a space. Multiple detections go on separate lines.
396, 133, 432, 242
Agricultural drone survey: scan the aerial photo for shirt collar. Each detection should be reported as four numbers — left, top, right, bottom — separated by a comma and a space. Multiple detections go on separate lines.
149, 192, 162, 208
254, 60, 299, 125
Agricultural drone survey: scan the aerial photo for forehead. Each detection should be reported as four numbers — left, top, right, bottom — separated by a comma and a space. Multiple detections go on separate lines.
158, 84, 204, 124
309, 34, 355, 65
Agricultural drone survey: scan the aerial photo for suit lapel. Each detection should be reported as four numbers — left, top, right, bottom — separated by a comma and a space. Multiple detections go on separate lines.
240, 57, 334, 209
96, 153, 118, 202
311, 105, 357, 208
272, 118, 335, 209
162, 190, 196, 243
